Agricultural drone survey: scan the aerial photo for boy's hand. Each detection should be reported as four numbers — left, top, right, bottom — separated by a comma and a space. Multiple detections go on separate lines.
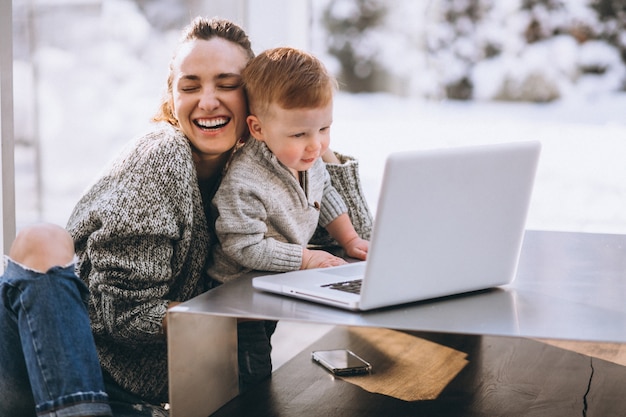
343, 237, 369, 261
301, 248, 347, 269
325, 214, 368, 261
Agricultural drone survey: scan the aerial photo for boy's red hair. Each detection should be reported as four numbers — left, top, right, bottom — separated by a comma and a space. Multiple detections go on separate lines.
242, 47, 337, 116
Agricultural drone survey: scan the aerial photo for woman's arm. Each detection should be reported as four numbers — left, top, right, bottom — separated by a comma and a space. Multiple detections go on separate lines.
310, 150, 374, 246
67, 130, 201, 343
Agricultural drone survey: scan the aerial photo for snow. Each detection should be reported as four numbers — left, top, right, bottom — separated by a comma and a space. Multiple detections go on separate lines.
11, 0, 626, 236
328, 92, 626, 234
16, 89, 626, 235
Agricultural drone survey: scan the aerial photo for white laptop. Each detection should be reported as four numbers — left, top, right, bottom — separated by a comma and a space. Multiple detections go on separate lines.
252, 141, 541, 311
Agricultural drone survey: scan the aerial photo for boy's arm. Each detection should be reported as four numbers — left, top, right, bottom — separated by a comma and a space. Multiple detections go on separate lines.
214, 194, 303, 272
325, 213, 369, 260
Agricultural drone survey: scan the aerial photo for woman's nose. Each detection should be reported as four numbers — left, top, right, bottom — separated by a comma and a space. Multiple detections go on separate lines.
199, 89, 220, 110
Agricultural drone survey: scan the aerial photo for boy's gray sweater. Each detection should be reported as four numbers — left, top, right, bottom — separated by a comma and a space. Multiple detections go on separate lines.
209, 139, 348, 282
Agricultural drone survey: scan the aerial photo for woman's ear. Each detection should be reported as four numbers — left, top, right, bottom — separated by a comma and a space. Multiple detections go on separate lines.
247, 115, 265, 141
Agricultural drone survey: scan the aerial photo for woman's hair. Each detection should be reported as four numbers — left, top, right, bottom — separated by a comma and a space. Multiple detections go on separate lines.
242, 47, 336, 117
152, 17, 254, 126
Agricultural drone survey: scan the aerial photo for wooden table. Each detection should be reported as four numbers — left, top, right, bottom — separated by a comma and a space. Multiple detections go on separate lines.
167, 230, 626, 417
210, 326, 626, 417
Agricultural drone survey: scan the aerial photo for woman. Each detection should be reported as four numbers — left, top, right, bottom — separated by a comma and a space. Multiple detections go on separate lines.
0, 17, 372, 417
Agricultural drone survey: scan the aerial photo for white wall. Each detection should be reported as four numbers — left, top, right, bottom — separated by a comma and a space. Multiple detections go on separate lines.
1, 0, 16, 256
244, 0, 311, 52
197, 0, 311, 52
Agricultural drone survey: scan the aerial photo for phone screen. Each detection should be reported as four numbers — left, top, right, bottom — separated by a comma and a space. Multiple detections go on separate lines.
312, 349, 372, 376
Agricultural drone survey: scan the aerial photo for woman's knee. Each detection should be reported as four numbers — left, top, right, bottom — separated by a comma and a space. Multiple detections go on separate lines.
8, 224, 75, 273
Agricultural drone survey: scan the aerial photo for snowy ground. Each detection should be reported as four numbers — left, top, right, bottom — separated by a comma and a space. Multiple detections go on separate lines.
331, 92, 626, 235
15, 92, 626, 235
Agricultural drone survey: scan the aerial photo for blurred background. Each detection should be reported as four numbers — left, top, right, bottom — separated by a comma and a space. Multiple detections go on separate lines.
8, 0, 626, 233
5, 0, 626, 371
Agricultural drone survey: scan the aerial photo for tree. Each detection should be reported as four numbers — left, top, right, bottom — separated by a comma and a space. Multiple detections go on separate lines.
322, 0, 388, 92
591, 0, 626, 71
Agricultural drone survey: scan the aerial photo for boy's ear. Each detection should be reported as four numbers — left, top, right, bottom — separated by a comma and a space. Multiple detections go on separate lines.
247, 115, 266, 141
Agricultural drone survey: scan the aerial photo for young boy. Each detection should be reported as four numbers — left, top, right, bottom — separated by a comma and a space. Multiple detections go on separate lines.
208, 47, 369, 283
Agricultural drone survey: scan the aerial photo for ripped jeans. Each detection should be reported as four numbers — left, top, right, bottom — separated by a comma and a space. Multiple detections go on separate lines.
0, 258, 276, 417
0, 259, 112, 417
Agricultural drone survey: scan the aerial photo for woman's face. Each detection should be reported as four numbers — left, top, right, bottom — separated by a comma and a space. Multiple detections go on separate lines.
171, 38, 249, 164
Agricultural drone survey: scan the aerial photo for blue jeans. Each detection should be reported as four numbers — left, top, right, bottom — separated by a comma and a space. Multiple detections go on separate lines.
0, 258, 276, 416
0, 259, 113, 417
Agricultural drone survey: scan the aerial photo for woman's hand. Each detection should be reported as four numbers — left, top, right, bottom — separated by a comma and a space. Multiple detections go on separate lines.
321, 148, 341, 164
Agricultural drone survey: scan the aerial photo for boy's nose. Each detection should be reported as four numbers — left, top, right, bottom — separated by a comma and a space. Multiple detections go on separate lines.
307, 137, 323, 152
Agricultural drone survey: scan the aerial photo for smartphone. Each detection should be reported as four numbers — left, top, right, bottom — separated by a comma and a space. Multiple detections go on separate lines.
311, 349, 372, 376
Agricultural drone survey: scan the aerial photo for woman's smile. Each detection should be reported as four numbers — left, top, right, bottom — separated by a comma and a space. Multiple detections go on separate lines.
194, 116, 230, 130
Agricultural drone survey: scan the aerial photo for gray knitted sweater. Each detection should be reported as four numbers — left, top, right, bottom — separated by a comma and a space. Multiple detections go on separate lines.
66, 124, 372, 404
209, 139, 348, 282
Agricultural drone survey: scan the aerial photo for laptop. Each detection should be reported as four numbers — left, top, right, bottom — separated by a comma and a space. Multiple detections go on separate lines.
252, 141, 541, 311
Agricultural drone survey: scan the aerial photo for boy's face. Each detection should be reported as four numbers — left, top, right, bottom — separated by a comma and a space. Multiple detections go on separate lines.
247, 102, 333, 174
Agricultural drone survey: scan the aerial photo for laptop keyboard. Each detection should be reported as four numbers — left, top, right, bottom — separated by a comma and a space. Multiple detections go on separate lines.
321, 279, 363, 295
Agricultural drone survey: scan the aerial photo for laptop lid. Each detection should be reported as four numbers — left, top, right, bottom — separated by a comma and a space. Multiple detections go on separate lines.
359, 140, 541, 310
253, 141, 541, 311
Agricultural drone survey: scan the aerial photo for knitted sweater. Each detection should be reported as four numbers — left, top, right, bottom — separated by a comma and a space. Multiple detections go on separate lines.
208, 139, 348, 283
66, 124, 210, 403
66, 124, 373, 404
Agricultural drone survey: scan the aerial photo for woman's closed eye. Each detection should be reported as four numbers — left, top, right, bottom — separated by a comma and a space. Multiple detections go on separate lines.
218, 82, 243, 90
178, 82, 200, 93
216, 74, 243, 90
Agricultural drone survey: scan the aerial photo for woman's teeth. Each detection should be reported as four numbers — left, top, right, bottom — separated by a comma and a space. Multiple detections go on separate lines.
195, 117, 229, 129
